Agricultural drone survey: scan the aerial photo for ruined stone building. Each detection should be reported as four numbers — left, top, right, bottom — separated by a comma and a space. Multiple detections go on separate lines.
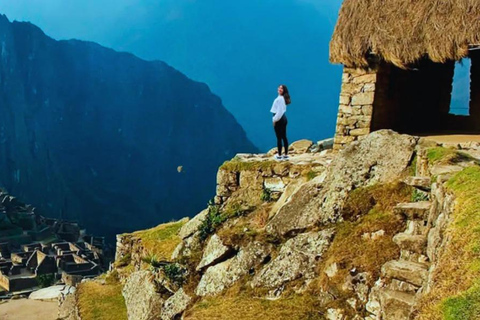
0, 191, 106, 293
330, 0, 480, 150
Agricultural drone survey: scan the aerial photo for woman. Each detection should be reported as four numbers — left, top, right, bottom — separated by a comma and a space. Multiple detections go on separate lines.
270, 85, 291, 160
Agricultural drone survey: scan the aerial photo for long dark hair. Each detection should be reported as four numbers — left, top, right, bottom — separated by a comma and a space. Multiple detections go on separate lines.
281, 85, 291, 105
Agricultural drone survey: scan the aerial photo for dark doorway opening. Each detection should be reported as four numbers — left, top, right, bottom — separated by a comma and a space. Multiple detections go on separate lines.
370, 55, 480, 135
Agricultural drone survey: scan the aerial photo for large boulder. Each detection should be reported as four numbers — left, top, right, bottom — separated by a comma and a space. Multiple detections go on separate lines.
171, 231, 202, 260
252, 229, 335, 289
161, 288, 191, 320
122, 271, 164, 320
178, 209, 209, 239
196, 234, 233, 271
267, 130, 417, 236
290, 139, 314, 154
196, 242, 272, 296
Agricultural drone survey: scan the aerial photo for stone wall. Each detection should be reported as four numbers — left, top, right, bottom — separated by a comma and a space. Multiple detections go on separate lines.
58, 290, 82, 320
333, 67, 377, 150
114, 234, 144, 280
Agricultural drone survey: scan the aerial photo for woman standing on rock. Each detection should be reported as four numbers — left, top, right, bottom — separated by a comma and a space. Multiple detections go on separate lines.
271, 84, 291, 160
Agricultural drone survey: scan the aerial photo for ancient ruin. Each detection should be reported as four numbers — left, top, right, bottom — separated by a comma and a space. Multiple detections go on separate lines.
0, 191, 106, 294
330, 0, 480, 150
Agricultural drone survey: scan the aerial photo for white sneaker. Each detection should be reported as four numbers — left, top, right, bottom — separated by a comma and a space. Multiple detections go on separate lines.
282, 155, 289, 160
274, 155, 282, 160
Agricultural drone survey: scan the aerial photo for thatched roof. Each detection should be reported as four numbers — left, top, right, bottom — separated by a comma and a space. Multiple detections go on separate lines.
330, 0, 480, 68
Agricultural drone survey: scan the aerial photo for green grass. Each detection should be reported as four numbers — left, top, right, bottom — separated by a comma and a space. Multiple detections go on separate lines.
220, 159, 285, 172
184, 292, 324, 320
412, 189, 429, 202
131, 220, 186, 260
427, 147, 456, 164
417, 166, 480, 319
77, 281, 127, 320
426, 147, 476, 165
260, 189, 273, 202
305, 170, 318, 181
198, 205, 226, 242
198, 203, 253, 242
442, 283, 480, 320
312, 182, 411, 301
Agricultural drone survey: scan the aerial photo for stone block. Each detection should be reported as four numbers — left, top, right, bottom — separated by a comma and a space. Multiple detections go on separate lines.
264, 177, 286, 192
363, 83, 375, 92
334, 135, 355, 144
342, 72, 352, 83
352, 73, 377, 84
336, 125, 347, 135
379, 289, 415, 320
290, 139, 314, 154
362, 105, 373, 116
341, 83, 362, 96
352, 107, 363, 116
357, 120, 371, 128
339, 95, 351, 105
351, 92, 375, 106
350, 128, 370, 136
394, 202, 431, 221
336, 117, 357, 126
217, 169, 238, 188
381, 260, 428, 287
339, 104, 353, 114
216, 184, 230, 197
393, 233, 427, 254
239, 171, 262, 190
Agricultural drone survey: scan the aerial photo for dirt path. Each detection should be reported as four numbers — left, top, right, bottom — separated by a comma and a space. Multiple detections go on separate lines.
0, 299, 58, 320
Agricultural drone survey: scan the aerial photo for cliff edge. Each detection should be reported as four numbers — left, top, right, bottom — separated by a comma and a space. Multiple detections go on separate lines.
67, 130, 480, 320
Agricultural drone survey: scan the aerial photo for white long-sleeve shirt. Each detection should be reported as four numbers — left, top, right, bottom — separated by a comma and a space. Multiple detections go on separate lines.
270, 95, 287, 123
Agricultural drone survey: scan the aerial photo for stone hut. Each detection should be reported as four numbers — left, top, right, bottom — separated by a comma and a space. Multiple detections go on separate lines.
330, 0, 480, 149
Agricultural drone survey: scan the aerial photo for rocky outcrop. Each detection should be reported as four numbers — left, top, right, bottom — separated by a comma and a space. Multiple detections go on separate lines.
178, 210, 209, 240
196, 241, 272, 296
161, 288, 191, 320
122, 271, 165, 320
267, 130, 417, 236
196, 234, 232, 271
252, 229, 335, 290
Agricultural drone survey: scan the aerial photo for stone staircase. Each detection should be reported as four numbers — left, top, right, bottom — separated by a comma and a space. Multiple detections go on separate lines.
373, 177, 433, 319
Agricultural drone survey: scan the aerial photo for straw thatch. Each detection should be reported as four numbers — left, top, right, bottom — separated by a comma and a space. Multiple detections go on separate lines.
330, 0, 480, 68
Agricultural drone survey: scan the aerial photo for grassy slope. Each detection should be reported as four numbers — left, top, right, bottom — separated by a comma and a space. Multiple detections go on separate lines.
418, 166, 480, 320
131, 220, 185, 260
184, 292, 324, 320
184, 183, 412, 319
77, 281, 127, 320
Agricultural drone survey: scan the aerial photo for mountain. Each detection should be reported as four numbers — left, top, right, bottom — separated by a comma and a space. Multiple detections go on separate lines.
0, 14, 258, 240
0, 0, 344, 150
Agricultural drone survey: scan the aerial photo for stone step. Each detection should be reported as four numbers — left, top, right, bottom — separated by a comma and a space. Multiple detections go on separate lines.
388, 279, 419, 294
400, 250, 429, 265
405, 220, 429, 236
404, 176, 431, 191
394, 202, 431, 221
393, 233, 427, 254
378, 289, 415, 320
382, 260, 429, 287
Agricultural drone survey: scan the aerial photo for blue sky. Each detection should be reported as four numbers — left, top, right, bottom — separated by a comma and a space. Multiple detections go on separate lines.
0, 0, 345, 150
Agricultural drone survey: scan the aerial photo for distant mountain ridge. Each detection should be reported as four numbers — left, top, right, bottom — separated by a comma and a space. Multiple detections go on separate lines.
0, 14, 257, 240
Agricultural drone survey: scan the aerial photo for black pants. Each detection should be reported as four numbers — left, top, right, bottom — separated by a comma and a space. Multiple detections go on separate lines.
274, 115, 288, 155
